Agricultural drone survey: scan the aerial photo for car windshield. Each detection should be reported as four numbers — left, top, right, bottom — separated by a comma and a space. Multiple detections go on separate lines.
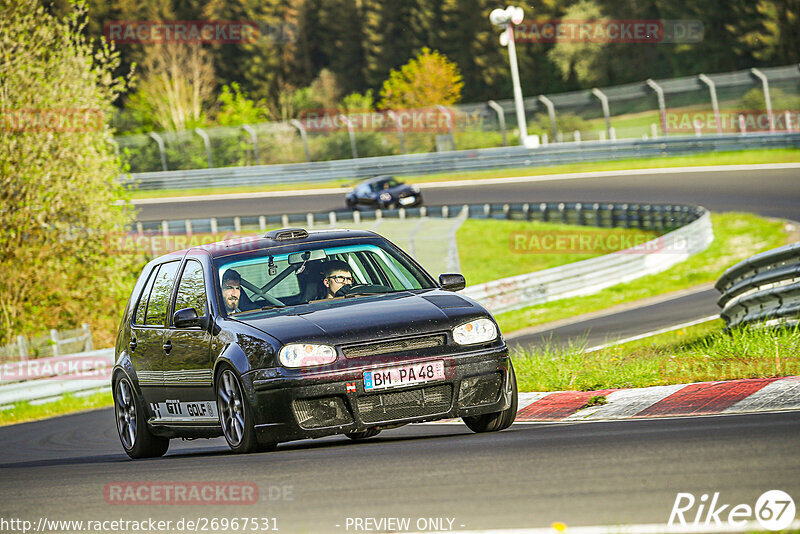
369, 178, 401, 192
215, 241, 436, 315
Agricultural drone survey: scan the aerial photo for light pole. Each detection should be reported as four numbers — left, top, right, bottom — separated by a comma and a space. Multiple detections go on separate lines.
490, 6, 535, 147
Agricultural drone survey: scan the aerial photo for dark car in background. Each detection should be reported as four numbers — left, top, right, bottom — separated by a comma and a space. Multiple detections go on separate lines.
345, 175, 423, 210
112, 228, 517, 458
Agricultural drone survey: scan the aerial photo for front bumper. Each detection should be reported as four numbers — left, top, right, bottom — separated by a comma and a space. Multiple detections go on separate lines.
245, 345, 510, 443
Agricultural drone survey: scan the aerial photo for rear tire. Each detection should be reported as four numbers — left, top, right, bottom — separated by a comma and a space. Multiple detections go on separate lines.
216, 367, 261, 453
113, 376, 169, 459
463, 362, 518, 433
345, 428, 381, 440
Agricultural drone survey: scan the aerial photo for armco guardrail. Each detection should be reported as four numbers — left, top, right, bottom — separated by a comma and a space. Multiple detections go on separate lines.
461, 205, 713, 314
0, 348, 114, 406
123, 132, 800, 191
716, 242, 800, 329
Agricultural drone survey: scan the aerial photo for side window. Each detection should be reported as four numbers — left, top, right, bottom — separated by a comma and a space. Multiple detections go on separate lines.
144, 261, 180, 326
134, 267, 159, 325
174, 260, 207, 319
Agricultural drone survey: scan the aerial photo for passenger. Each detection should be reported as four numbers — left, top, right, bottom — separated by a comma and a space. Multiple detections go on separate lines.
321, 260, 354, 299
221, 269, 242, 313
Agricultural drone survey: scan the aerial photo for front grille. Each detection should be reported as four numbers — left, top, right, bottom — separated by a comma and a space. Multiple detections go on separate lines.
342, 334, 446, 358
293, 396, 353, 429
458, 373, 503, 408
357, 384, 452, 423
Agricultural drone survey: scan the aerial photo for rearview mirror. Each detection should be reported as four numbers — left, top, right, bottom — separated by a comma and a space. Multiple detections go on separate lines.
439, 273, 466, 292
288, 249, 327, 265
173, 307, 203, 328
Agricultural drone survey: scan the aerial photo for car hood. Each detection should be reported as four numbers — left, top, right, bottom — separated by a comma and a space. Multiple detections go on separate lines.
236, 291, 483, 345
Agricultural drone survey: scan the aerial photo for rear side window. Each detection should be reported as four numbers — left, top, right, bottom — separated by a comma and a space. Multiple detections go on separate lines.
144, 261, 180, 326
133, 267, 158, 325
174, 260, 208, 318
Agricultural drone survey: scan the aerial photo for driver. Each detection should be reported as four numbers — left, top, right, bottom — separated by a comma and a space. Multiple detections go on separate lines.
321, 260, 354, 299
221, 269, 242, 313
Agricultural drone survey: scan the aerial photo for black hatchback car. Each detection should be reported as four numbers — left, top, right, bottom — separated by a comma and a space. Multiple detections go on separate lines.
113, 228, 516, 458
345, 175, 422, 210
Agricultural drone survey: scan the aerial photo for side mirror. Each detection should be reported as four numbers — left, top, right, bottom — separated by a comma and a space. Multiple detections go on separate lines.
439, 273, 466, 292
173, 307, 202, 328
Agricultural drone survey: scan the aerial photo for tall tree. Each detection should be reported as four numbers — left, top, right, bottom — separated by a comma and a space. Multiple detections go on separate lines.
1, 0, 135, 343
363, 0, 428, 90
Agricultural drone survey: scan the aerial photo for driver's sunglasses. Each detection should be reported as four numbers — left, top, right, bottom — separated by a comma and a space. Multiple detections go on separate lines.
327, 275, 353, 284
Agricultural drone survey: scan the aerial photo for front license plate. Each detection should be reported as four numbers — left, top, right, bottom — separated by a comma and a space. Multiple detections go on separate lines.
399, 196, 416, 205
363, 360, 445, 391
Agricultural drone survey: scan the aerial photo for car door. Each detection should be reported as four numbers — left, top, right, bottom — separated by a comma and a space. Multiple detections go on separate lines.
161, 259, 217, 423
129, 260, 180, 410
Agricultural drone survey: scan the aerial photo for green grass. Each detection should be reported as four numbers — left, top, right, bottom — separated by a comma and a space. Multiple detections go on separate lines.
128, 148, 800, 199
493, 212, 790, 335
511, 321, 800, 392
0, 390, 112, 427
457, 219, 660, 285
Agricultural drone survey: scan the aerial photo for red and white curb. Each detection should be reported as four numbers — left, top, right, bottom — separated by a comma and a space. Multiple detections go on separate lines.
514, 376, 800, 422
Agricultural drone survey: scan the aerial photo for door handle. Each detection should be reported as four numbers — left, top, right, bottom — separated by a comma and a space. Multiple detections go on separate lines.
162, 340, 172, 354
129, 338, 137, 352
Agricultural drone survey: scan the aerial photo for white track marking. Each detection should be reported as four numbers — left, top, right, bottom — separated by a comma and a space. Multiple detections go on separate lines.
584, 315, 720, 353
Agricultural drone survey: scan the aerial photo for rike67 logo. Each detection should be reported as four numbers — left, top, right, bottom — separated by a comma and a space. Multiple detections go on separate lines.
669, 490, 796, 530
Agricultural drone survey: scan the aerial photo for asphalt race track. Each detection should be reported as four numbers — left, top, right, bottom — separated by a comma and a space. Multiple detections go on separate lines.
2, 166, 798, 532
133, 167, 800, 221
134, 165, 799, 354
506, 286, 721, 350
1, 409, 799, 531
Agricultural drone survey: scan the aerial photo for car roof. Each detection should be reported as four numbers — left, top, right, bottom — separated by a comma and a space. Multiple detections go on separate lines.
161, 228, 384, 260
359, 175, 400, 184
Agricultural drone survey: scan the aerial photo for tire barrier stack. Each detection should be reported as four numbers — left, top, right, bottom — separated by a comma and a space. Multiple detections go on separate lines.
716, 242, 800, 329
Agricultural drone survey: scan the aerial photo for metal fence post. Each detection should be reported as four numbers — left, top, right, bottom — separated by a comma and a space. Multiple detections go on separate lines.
698, 74, 722, 134
82, 323, 93, 352
750, 68, 775, 133
17, 335, 28, 360
50, 329, 60, 357
646, 79, 668, 137
195, 128, 214, 168
538, 95, 557, 142
339, 114, 358, 159
290, 119, 311, 162
387, 111, 407, 153
487, 100, 508, 146
437, 106, 457, 150
148, 132, 168, 171
591, 88, 612, 140
242, 124, 259, 163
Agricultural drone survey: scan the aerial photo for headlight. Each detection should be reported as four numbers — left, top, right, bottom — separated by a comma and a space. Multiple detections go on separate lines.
379, 192, 392, 202
278, 343, 336, 368
453, 318, 498, 345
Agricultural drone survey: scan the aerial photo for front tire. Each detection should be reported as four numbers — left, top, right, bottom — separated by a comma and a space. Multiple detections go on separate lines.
113, 376, 169, 459
463, 361, 518, 433
216, 367, 262, 453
